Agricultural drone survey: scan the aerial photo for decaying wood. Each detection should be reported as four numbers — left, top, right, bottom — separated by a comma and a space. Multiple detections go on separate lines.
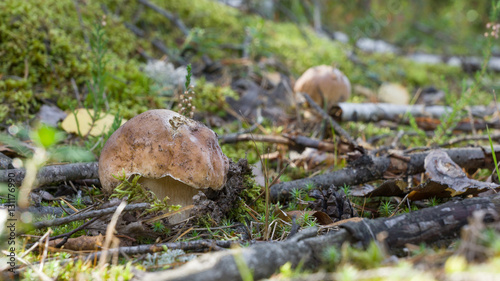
331, 103, 495, 123
406, 150, 500, 200
0, 162, 99, 186
331, 102, 500, 131
271, 146, 500, 202
30, 203, 150, 230
138, 193, 500, 281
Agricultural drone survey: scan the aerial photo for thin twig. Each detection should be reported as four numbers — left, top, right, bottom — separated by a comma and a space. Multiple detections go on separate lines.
50, 217, 100, 242
99, 201, 127, 269
31, 203, 150, 230
40, 229, 51, 272
20, 229, 52, 259
4, 251, 53, 281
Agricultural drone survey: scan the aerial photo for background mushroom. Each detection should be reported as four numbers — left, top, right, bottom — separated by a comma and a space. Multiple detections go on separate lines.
98, 109, 229, 223
294, 65, 351, 110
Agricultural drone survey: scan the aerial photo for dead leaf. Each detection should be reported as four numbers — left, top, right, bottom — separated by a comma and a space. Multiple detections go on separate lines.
61, 109, 126, 137
48, 234, 104, 251
408, 150, 499, 200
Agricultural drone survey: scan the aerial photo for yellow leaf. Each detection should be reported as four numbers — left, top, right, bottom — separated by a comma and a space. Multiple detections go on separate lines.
61, 109, 126, 137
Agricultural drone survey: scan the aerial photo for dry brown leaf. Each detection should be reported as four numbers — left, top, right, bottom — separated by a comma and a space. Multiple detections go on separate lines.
408, 150, 499, 200
48, 234, 104, 251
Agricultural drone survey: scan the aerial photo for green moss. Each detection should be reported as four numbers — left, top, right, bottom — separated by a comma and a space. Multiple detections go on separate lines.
1, 0, 494, 126
188, 77, 239, 117
0, 79, 36, 124
0, 0, 161, 124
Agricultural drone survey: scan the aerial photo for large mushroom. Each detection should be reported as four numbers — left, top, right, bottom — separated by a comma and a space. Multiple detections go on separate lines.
294, 65, 351, 110
98, 109, 229, 223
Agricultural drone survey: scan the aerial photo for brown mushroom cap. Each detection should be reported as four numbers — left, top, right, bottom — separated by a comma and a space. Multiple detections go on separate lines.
294, 65, 351, 110
98, 109, 229, 221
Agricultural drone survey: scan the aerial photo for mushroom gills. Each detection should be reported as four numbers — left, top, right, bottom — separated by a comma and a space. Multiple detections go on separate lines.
138, 176, 201, 224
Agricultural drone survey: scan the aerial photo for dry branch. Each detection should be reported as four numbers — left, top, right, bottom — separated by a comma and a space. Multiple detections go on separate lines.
139, 193, 500, 281
271, 146, 500, 202
30, 203, 150, 230
0, 162, 98, 186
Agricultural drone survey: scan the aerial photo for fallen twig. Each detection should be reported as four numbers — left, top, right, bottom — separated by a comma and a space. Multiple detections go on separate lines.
50, 217, 100, 247
0, 162, 98, 186
30, 203, 150, 230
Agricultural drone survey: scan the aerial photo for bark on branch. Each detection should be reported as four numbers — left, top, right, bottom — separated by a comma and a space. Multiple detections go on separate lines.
0, 162, 98, 186
332, 103, 495, 123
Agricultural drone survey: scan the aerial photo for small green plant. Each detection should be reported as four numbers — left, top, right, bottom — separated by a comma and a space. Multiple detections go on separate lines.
427, 197, 441, 207
342, 241, 385, 270
290, 187, 307, 201
378, 199, 395, 217
301, 212, 318, 227
190, 230, 200, 239
71, 18, 123, 156
72, 196, 86, 209
110, 172, 180, 214
403, 204, 419, 213
178, 64, 196, 118
340, 184, 351, 197
152, 221, 166, 233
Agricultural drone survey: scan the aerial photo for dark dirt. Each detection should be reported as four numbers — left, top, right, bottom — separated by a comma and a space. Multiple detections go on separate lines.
191, 158, 253, 223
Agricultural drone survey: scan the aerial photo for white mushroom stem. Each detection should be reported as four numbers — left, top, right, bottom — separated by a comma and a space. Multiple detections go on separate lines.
139, 176, 201, 224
